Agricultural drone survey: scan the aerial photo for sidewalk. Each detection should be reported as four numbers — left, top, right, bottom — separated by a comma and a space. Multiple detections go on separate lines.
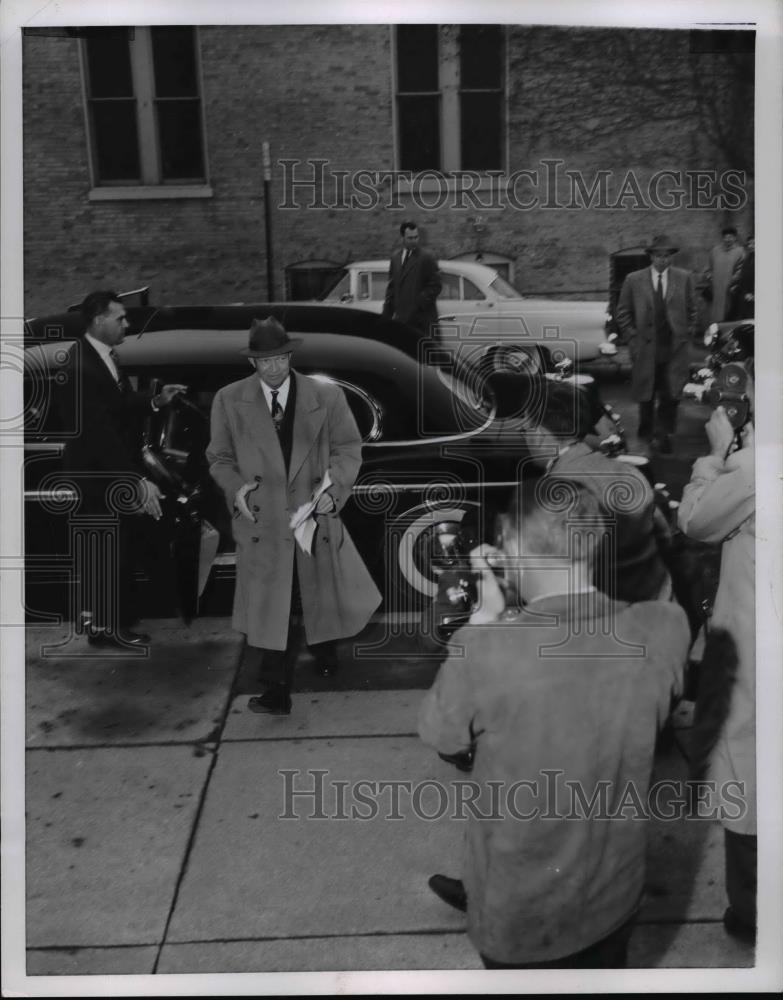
19, 618, 754, 978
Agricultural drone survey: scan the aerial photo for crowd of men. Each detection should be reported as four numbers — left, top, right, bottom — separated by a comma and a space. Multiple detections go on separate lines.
57, 216, 756, 968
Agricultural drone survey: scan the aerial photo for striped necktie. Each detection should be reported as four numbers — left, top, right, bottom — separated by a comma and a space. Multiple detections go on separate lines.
271, 389, 283, 431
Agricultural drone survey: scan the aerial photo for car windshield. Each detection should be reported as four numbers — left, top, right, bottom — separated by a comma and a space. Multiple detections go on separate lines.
489, 275, 524, 299
320, 269, 350, 299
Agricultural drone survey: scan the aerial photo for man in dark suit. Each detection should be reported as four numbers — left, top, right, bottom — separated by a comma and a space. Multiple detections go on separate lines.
729, 233, 754, 320
60, 290, 186, 649
616, 234, 698, 453
381, 220, 441, 334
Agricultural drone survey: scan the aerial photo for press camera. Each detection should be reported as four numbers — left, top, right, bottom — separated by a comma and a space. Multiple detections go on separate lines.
684, 322, 754, 430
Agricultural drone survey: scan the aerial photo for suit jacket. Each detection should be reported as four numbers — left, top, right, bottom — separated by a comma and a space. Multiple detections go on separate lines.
616, 265, 697, 402
418, 594, 689, 964
59, 337, 151, 510
207, 370, 381, 649
381, 247, 441, 333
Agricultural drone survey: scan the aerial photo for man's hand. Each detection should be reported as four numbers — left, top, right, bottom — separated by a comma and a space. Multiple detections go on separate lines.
468, 544, 506, 624
154, 384, 188, 407
706, 406, 736, 459
234, 481, 259, 522
314, 491, 336, 515
138, 478, 163, 520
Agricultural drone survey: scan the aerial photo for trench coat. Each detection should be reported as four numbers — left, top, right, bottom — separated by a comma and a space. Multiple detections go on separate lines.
207, 371, 381, 649
616, 265, 697, 402
381, 247, 441, 334
678, 446, 755, 835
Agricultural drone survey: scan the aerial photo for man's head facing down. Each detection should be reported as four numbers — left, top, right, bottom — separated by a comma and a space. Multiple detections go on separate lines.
81, 291, 129, 347
499, 476, 606, 601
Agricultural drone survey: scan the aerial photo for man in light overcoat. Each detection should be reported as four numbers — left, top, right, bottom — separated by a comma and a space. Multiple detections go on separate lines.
616, 234, 698, 453
207, 317, 381, 714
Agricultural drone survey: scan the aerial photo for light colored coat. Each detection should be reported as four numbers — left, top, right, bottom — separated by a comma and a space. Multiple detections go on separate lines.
678, 446, 755, 835
207, 371, 381, 649
616, 265, 697, 402
418, 594, 689, 964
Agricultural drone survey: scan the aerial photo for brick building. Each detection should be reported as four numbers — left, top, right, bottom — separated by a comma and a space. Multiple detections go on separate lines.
22, 24, 754, 317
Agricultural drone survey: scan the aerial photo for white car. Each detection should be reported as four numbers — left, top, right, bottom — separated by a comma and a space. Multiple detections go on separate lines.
320, 259, 616, 364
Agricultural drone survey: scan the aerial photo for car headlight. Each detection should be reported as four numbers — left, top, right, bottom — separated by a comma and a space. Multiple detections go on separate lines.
704, 323, 719, 347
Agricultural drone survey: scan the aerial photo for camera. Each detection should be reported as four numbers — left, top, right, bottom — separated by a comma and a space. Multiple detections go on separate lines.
684, 322, 754, 430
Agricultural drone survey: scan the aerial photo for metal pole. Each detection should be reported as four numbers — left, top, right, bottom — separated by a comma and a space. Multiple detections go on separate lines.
263, 141, 275, 301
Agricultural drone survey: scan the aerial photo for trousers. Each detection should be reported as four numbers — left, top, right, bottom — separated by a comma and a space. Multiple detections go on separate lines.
638, 362, 679, 437
258, 561, 337, 690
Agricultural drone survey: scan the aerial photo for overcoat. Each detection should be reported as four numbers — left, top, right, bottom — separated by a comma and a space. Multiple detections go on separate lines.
616, 265, 697, 402
678, 446, 755, 835
381, 247, 441, 334
207, 371, 381, 649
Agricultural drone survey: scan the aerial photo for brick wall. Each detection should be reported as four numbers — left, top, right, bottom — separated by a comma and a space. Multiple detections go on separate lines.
22, 25, 753, 317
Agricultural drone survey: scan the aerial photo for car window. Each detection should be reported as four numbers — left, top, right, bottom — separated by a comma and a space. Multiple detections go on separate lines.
439, 273, 461, 301
489, 275, 524, 299
462, 277, 486, 300
320, 269, 350, 300
371, 272, 387, 300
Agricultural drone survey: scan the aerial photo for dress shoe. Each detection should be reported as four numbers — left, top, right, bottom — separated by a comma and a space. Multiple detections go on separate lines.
722, 906, 756, 944
87, 628, 151, 649
428, 874, 467, 913
248, 686, 292, 716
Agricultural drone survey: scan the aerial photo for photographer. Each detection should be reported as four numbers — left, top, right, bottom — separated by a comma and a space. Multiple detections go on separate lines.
418, 479, 689, 968
677, 395, 756, 942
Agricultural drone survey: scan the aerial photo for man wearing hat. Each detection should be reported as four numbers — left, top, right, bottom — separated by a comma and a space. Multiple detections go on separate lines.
207, 316, 381, 714
616, 235, 697, 453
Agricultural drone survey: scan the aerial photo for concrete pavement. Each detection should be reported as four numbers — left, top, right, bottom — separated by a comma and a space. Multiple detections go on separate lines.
15, 617, 758, 983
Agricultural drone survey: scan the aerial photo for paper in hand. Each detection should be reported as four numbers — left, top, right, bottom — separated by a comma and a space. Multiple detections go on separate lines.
289, 470, 333, 554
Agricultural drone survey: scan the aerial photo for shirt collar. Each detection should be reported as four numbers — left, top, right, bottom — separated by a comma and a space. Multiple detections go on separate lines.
259, 374, 291, 411
84, 333, 113, 362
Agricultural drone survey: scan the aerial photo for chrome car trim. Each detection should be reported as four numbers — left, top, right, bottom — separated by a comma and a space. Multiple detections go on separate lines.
306, 373, 383, 442
24, 442, 64, 454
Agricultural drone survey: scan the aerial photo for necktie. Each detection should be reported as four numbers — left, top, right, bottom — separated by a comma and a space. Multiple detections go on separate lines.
655, 272, 664, 304
402, 250, 409, 266
270, 389, 283, 431
109, 349, 127, 392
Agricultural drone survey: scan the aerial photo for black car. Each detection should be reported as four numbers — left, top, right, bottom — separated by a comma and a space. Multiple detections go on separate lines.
23, 303, 631, 625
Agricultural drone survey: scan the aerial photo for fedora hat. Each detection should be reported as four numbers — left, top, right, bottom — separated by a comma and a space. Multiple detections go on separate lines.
241, 316, 302, 357
646, 235, 679, 254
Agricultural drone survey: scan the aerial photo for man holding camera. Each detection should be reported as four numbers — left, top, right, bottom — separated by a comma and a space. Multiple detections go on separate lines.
419, 478, 690, 968
616, 234, 698, 453
678, 387, 756, 942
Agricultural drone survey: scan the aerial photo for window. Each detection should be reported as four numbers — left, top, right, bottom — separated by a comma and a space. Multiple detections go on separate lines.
83, 26, 207, 189
395, 25, 505, 172
285, 261, 344, 301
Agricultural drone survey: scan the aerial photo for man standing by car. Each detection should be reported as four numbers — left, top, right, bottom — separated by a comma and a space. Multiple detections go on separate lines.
381, 220, 442, 335
59, 290, 187, 649
616, 234, 697, 453
207, 316, 381, 715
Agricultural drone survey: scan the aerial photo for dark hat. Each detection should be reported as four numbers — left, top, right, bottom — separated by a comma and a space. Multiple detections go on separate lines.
646, 235, 679, 254
241, 316, 302, 357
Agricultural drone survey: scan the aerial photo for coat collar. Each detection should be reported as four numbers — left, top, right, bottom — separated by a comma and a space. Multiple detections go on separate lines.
236, 370, 326, 482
